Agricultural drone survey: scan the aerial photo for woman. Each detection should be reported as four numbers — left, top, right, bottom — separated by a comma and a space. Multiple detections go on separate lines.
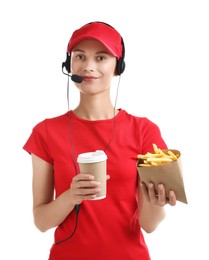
23, 21, 176, 260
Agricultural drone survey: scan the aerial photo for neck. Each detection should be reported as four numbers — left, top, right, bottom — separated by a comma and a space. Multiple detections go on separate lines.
73, 95, 118, 120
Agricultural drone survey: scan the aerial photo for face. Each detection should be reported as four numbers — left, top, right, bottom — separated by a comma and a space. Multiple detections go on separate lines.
71, 39, 117, 95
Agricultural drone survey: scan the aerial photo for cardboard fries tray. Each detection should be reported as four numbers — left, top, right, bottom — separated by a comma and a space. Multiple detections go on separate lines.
137, 150, 188, 204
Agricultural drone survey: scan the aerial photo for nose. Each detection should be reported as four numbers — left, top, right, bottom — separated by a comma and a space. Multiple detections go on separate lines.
83, 58, 95, 72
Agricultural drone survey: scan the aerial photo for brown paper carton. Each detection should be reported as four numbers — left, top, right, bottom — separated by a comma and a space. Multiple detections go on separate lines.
137, 150, 188, 204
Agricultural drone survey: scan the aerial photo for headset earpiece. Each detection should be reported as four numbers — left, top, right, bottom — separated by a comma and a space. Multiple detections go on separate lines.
63, 53, 71, 73
115, 38, 125, 75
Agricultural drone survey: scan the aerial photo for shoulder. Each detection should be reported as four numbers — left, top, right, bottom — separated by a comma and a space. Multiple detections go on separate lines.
119, 109, 163, 140
120, 109, 157, 128
32, 112, 68, 132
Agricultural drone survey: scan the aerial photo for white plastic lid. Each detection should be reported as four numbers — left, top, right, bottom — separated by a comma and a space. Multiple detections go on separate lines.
77, 150, 107, 163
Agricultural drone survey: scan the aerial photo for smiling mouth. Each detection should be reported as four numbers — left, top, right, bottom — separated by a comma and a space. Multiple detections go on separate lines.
83, 76, 98, 81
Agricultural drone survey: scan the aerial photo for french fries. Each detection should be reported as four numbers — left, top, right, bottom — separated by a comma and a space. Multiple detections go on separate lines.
137, 144, 180, 167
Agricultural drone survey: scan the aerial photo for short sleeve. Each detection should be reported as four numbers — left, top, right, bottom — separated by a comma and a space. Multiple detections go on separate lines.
23, 120, 53, 164
139, 117, 167, 154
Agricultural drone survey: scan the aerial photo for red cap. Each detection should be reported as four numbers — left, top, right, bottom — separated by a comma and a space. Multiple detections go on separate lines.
67, 22, 123, 59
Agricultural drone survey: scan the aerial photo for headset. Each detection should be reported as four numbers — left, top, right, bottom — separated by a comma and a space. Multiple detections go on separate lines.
62, 21, 126, 76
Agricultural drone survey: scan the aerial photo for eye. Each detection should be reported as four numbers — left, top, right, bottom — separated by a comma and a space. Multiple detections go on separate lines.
97, 56, 106, 61
75, 54, 84, 60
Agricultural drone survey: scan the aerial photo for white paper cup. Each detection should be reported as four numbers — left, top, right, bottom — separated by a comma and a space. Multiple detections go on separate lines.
77, 150, 107, 200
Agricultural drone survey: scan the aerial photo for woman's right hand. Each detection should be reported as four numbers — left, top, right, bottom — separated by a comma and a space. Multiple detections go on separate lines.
69, 174, 102, 204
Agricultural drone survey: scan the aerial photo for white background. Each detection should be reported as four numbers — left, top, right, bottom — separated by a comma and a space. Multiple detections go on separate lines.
0, 0, 209, 259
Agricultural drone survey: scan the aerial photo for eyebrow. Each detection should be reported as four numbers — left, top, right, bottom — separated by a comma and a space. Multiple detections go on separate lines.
73, 49, 110, 55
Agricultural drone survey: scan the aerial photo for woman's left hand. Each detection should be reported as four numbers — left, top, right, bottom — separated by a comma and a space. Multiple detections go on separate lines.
142, 182, 177, 207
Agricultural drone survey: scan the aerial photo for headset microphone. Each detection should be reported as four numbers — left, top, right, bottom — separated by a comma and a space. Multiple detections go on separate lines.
70, 74, 83, 83
62, 62, 83, 83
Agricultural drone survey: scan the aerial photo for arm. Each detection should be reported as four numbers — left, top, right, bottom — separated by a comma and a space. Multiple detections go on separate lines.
138, 182, 176, 233
31, 154, 101, 232
32, 154, 75, 232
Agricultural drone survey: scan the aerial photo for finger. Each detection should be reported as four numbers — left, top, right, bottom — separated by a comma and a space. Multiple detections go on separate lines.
78, 186, 101, 196
140, 182, 149, 200
75, 174, 95, 181
74, 192, 98, 201
157, 184, 166, 206
168, 190, 176, 206
76, 180, 101, 189
148, 182, 157, 203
